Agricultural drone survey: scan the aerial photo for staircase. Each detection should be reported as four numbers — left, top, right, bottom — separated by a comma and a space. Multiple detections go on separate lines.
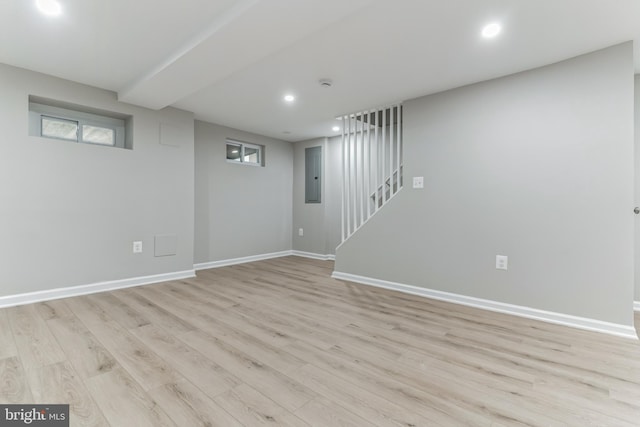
339, 104, 403, 243
371, 166, 403, 210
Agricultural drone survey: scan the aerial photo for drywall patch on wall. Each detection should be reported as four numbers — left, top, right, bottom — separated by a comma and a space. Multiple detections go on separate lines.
155, 234, 177, 257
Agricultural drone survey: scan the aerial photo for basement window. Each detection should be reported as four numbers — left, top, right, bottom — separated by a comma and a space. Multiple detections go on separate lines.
29, 96, 132, 149
226, 139, 263, 166
41, 116, 79, 142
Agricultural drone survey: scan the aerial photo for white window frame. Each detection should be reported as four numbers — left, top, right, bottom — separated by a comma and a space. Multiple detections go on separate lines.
29, 102, 126, 148
226, 139, 263, 166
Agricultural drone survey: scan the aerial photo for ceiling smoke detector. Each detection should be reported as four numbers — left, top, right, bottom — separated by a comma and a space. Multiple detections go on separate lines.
319, 79, 333, 88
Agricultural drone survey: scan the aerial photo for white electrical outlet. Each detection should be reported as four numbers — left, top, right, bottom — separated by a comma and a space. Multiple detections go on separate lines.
298, 228, 304, 237
412, 176, 424, 189
133, 241, 143, 254
496, 255, 508, 270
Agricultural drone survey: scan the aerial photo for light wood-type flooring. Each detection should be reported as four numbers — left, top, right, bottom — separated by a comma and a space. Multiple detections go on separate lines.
1, 256, 640, 426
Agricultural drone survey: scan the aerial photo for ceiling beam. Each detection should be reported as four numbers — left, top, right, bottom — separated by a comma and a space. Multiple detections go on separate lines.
118, 0, 373, 110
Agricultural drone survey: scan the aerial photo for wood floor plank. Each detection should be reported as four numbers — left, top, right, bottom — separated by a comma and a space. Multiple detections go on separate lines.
398, 347, 617, 426
114, 289, 195, 334
129, 324, 241, 399
160, 278, 239, 309
291, 363, 432, 427
233, 297, 360, 350
148, 379, 243, 427
142, 282, 303, 358
610, 380, 640, 408
0, 356, 33, 403
33, 299, 73, 321
443, 328, 639, 399
448, 325, 640, 381
282, 339, 490, 426
0, 310, 17, 360
84, 368, 176, 427
532, 377, 639, 426
64, 296, 181, 391
274, 413, 312, 427
144, 284, 297, 349
177, 329, 317, 412
7, 304, 66, 369
46, 314, 116, 379
87, 293, 150, 330
0, 256, 638, 426
334, 328, 637, 426
133, 284, 227, 320
27, 361, 109, 426
183, 314, 307, 375
294, 397, 373, 427
214, 383, 295, 426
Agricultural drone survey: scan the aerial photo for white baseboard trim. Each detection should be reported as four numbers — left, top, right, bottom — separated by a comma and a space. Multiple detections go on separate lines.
332, 271, 638, 340
0, 269, 196, 309
195, 250, 336, 271
634, 301, 640, 312
291, 251, 335, 261
194, 251, 293, 271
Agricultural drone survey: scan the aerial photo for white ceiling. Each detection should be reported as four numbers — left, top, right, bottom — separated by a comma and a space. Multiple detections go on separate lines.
1, 0, 639, 142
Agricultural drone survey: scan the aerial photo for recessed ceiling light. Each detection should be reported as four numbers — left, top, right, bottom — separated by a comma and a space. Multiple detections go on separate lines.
481, 22, 502, 39
284, 94, 295, 102
332, 126, 340, 132
36, 0, 62, 16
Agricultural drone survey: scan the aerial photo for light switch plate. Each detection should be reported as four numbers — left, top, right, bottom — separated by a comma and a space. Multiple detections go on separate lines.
413, 176, 424, 189
496, 255, 508, 270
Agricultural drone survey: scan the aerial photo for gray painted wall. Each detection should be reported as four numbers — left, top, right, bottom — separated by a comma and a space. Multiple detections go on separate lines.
0, 63, 195, 297
194, 121, 293, 263
292, 136, 342, 256
335, 43, 635, 326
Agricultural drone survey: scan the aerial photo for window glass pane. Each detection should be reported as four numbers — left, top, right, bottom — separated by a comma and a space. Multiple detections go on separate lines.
41, 116, 78, 141
82, 125, 115, 146
244, 146, 260, 163
226, 143, 241, 161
